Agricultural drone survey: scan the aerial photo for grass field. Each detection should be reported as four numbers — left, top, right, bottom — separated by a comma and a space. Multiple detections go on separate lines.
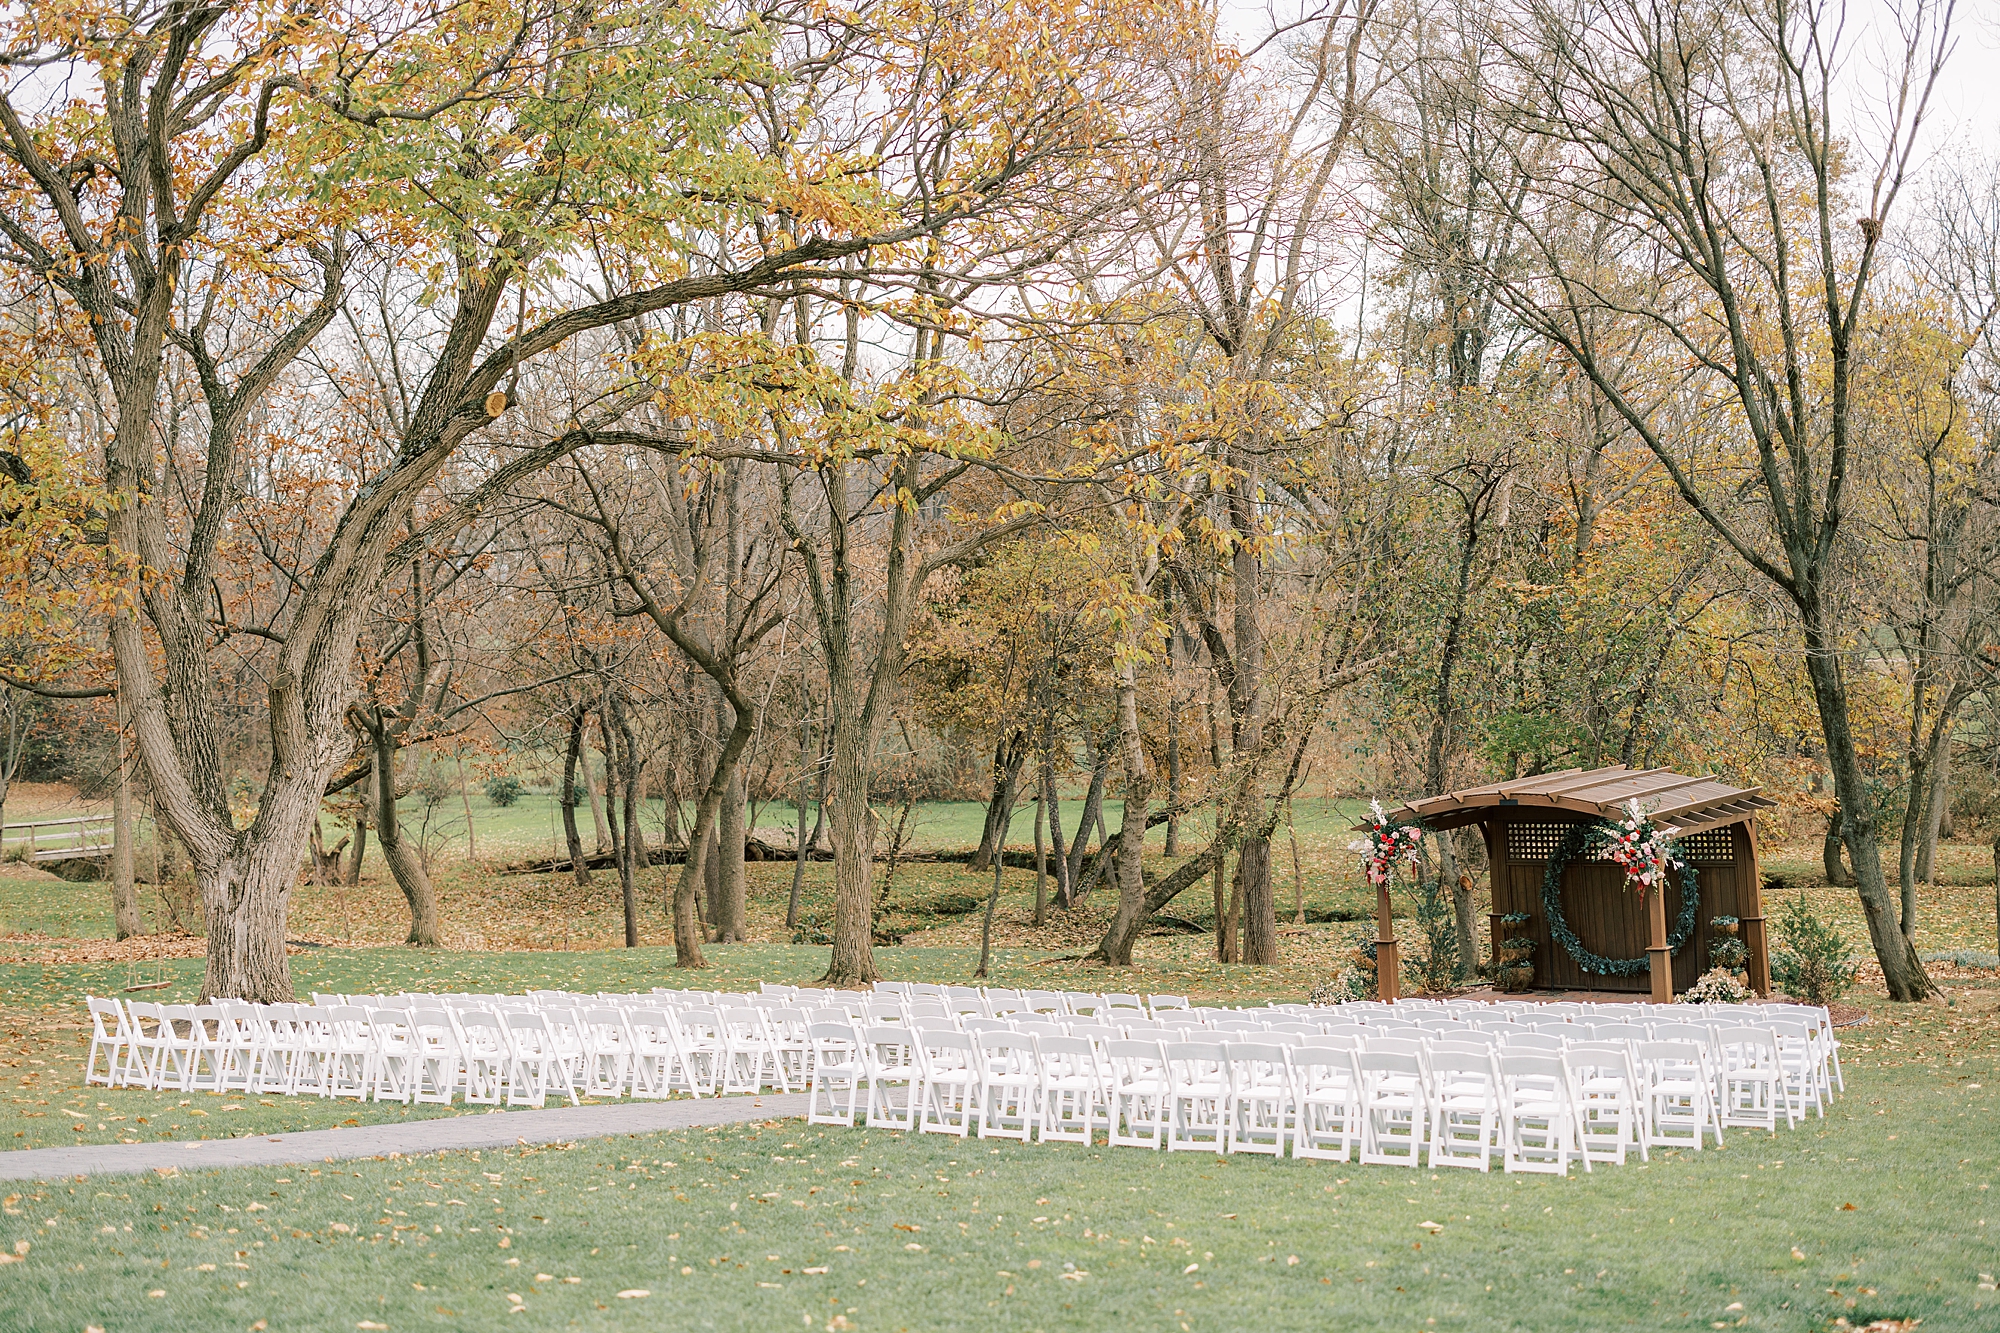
2, 795, 1999, 1328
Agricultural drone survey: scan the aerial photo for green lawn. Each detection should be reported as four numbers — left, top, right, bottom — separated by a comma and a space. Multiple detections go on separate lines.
1, 984, 1996, 1331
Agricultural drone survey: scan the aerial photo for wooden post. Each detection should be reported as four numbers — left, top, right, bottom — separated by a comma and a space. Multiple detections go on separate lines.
1376, 881, 1400, 1003
1647, 876, 1672, 1003
1740, 820, 1771, 997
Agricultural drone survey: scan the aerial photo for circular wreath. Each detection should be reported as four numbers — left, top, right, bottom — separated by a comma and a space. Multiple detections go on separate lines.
1540, 821, 1699, 976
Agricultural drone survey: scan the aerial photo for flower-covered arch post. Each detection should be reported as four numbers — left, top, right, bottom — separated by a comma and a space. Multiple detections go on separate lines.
1347, 802, 1426, 1002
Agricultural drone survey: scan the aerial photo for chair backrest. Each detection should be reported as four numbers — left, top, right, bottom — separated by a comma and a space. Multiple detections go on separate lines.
974, 1030, 1039, 1068
905, 999, 950, 1019
1289, 1046, 1356, 1078
1635, 1039, 1706, 1073
1148, 995, 1190, 1011
1500, 1032, 1566, 1054
1429, 1037, 1496, 1058
1022, 990, 1068, 1014
87, 997, 126, 1038
1354, 1048, 1421, 1075
1359, 1035, 1424, 1057
864, 1026, 917, 1062
1427, 1049, 1497, 1080
1498, 1051, 1566, 1080
960, 1017, 1011, 1035
1106, 1039, 1166, 1078
809, 1021, 860, 1046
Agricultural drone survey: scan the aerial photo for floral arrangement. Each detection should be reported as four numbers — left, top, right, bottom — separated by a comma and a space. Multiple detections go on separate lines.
1598, 799, 1687, 897
1678, 967, 1757, 1004
1348, 800, 1425, 886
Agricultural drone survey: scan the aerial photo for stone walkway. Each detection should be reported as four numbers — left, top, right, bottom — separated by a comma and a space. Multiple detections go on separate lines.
0, 1093, 809, 1181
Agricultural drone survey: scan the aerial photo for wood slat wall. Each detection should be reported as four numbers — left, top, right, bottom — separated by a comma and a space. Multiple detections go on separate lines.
1484, 815, 1747, 995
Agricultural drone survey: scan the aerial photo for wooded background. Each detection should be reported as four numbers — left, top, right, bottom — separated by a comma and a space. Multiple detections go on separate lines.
0, 0, 1992, 1003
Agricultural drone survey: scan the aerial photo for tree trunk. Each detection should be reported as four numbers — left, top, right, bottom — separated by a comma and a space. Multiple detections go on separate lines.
970, 730, 1029, 873
372, 736, 439, 948
1212, 833, 1231, 961
600, 709, 637, 948
821, 708, 878, 986
1032, 781, 1048, 927
788, 725, 821, 932
195, 838, 302, 1001
1237, 837, 1276, 964
1823, 812, 1855, 887
1442, 834, 1473, 982
111, 722, 143, 940
716, 749, 748, 942
1064, 737, 1112, 896
582, 747, 612, 854
455, 752, 479, 861
1802, 627, 1937, 1000
619, 740, 643, 951
1917, 746, 1949, 885
1164, 652, 1182, 858
560, 707, 590, 885
1098, 655, 1152, 967
1046, 761, 1072, 909
345, 820, 367, 887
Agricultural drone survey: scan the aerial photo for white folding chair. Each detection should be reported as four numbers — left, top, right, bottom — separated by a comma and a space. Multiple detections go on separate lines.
1427, 1049, 1501, 1171
1031, 1034, 1101, 1144
578, 1008, 634, 1097
409, 1007, 461, 1104
1714, 1026, 1791, 1133
1764, 1017, 1824, 1121
719, 1007, 783, 1094
1106, 1039, 1168, 1149
1564, 1042, 1645, 1166
916, 1031, 978, 1136
504, 1011, 578, 1107
1498, 1051, 1583, 1175
671, 1008, 727, 1095
455, 1010, 511, 1105
369, 1009, 420, 1103
1162, 1042, 1230, 1152
1290, 1045, 1360, 1162
625, 1008, 693, 1098
806, 1022, 866, 1126
85, 998, 133, 1087
1636, 1039, 1720, 1151
1355, 1048, 1428, 1167
1222, 1042, 1294, 1157
972, 1031, 1040, 1141
864, 1027, 922, 1130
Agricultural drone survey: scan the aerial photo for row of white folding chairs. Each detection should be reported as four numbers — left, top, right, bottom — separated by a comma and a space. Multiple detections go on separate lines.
1338, 1012, 1836, 1120
802, 1026, 1724, 1174
870, 982, 1191, 1020
87, 995, 790, 1107
1233, 999, 1842, 1109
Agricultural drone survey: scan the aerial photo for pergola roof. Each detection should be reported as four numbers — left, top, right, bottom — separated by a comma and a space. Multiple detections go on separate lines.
1368, 765, 1776, 836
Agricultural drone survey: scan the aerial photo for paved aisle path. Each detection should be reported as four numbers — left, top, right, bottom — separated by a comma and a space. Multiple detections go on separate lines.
0, 1093, 809, 1181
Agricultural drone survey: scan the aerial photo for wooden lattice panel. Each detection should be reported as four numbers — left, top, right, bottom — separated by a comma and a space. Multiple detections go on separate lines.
1505, 822, 1607, 862
1678, 827, 1737, 862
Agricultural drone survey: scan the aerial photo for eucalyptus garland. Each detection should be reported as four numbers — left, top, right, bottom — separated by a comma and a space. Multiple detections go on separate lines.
1540, 821, 1700, 976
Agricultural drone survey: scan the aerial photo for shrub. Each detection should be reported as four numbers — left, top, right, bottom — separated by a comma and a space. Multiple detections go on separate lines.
1404, 875, 1461, 992
1769, 893, 1860, 1005
483, 774, 526, 807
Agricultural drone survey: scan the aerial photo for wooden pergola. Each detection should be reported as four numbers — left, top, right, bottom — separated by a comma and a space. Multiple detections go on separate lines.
1360, 765, 1778, 1002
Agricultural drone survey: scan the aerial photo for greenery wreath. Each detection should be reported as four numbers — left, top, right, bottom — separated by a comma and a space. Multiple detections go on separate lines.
1541, 821, 1699, 976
